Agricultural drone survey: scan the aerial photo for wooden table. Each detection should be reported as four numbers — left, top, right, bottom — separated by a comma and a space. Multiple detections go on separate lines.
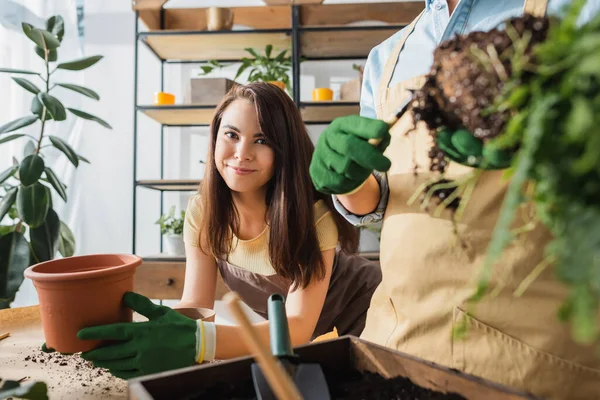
0, 306, 128, 399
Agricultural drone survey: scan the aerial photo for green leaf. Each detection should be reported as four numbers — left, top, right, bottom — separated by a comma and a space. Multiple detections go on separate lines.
0, 379, 48, 400
0, 231, 30, 309
471, 95, 558, 304
235, 62, 251, 80
0, 225, 15, 236
275, 49, 288, 63
0, 115, 38, 134
31, 208, 60, 262
47, 15, 65, 42
48, 136, 79, 167
17, 183, 50, 228
0, 187, 18, 221
56, 83, 100, 100
12, 77, 41, 94
565, 96, 594, 143
24, 140, 36, 157
19, 155, 45, 186
35, 46, 58, 62
0, 134, 25, 145
245, 48, 260, 59
0, 67, 39, 75
31, 97, 52, 121
44, 167, 67, 201
58, 221, 75, 257
22, 23, 60, 50
0, 166, 18, 185
37, 93, 67, 121
78, 154, 91, 164
57, 55, 103, 71
67, 108, 112, 129
265, 44, 273, 59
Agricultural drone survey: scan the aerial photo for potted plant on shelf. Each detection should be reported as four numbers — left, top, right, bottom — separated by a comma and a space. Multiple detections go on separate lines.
0, 15, 112, 309
155, 206, 186, 256
235, 45, 292, 93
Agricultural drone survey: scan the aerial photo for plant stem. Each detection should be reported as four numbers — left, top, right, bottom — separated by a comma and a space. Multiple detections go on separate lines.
35, 49, 51, 155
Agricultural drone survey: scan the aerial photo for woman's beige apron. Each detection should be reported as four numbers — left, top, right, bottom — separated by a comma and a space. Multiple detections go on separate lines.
218, 251, 381, 339
360, 2, 600, 398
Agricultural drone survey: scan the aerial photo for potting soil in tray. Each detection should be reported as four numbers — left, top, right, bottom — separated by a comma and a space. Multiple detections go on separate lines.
180, 371, 466, 400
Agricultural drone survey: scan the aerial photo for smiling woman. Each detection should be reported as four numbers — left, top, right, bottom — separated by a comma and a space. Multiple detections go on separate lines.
77, 83, 382, 379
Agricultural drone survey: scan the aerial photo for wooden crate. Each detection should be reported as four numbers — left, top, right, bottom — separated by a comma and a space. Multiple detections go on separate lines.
128, 336, 536, 400
190, 78, 236, 105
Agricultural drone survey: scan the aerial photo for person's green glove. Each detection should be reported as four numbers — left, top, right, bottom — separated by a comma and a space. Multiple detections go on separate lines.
435, 128, 514, 170
78, 292, 203, 379
310, 115, 392, 195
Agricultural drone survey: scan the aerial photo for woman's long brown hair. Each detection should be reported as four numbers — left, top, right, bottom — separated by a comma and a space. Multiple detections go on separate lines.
199, 82, 358, 289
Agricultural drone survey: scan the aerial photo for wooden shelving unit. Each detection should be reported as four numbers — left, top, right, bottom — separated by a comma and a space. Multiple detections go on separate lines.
132, 1, 423, 259
137, 179, 200, 191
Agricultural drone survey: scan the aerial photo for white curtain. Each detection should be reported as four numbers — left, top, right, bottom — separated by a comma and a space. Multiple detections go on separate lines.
0, 0, 84, 306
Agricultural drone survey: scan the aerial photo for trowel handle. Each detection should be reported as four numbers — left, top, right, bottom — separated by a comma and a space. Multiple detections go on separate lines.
268, 294, 294, 358
366, 112, 399, 147
367, 94, 414, 147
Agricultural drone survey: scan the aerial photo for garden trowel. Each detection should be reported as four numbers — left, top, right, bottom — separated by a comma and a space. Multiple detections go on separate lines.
252, 293, 331, 400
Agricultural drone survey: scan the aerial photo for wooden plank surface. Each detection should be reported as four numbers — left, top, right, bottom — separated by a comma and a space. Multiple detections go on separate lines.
137, 179, 200, 191
0, 306, 128, 399
301, 28, 401, 59
134, 260, 230, 300
131, 0, 169, 10
140, 106, 215, 125
144, 31, 291, 61
301, 102, 360, 123
164, 6, 290, 31
300, 2, 423, 26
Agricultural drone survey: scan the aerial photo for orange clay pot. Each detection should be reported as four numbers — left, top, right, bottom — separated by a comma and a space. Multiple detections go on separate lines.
267, 80, 286, 90
24, 254, 142, 353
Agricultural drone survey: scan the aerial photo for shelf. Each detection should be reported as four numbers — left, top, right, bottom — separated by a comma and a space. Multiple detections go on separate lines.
300, 25, 404, 60
137, 179, 200, 191
140, 30, 291, 62
136, 257, 230, 300
139, 102, 359, 126
138, 105, 215, 126
300, 101, 360, 124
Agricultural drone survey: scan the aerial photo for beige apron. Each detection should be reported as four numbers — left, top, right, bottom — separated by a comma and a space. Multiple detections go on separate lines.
360, 2, 600, 399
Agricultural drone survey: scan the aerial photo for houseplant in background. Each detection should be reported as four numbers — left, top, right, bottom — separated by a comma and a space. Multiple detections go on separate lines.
235, 45, 293, 93
0, 15, 111, 309
155, 206, 186, 256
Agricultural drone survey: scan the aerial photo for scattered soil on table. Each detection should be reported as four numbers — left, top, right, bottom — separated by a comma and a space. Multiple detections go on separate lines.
181, 371, 466, 400
18, 347, 127, 398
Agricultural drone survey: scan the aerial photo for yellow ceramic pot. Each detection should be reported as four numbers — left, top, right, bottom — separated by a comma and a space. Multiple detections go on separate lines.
312, 88, 333, 101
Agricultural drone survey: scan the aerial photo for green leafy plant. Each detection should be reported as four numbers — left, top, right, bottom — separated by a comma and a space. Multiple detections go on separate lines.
411, 1, 600, 344
0, 378, 48, 400
155, 206, 185, 236
235, 45, 292, 91
197, 59, 226, 76
0, 15, 111, 309
474, 1, 600, 344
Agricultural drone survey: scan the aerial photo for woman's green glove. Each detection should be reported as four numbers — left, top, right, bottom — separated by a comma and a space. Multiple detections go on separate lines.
435, 128, 514, 170
310, 115, 392, 195
78, 292, 202, 379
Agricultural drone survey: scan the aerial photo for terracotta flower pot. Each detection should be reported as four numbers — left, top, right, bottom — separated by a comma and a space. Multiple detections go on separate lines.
266, 80, 286, 90
24, 254, 142, 353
